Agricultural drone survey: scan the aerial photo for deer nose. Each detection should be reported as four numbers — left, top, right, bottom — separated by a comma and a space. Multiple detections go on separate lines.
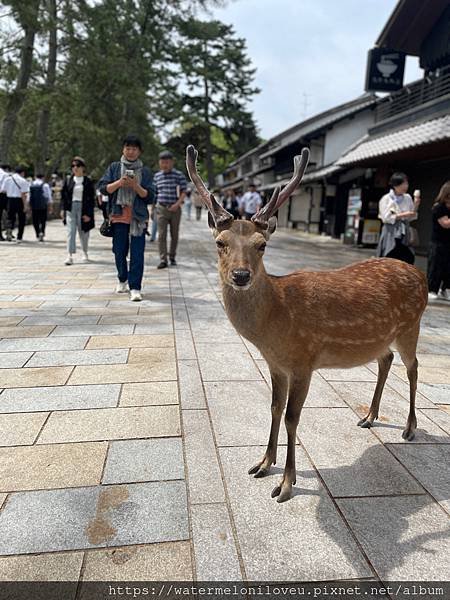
232, 269, 251, 286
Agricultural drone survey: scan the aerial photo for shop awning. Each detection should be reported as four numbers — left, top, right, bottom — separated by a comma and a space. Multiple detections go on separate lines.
336, 115, 450, 166
302, 164, 342, 182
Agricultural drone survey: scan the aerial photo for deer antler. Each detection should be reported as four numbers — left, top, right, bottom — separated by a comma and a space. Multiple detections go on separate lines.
252, 147, 310, 228
186, 145, 234, 230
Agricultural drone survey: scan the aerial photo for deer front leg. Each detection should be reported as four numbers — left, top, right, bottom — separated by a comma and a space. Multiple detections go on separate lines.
271, 373, 311, 503
248, 370, 288, 478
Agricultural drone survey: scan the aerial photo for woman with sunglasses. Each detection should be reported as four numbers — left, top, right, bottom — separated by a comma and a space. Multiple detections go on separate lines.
61, 156, 95, 265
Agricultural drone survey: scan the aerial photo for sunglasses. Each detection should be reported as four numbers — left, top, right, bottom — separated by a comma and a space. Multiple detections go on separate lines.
71, 163, 83, 168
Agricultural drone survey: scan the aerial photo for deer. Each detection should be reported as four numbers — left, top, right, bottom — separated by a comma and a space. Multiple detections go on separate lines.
186, 145, 428, 503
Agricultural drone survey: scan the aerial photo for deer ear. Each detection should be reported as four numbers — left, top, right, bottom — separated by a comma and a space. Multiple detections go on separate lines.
265, 217, 277, 238
207, 212, 216, 230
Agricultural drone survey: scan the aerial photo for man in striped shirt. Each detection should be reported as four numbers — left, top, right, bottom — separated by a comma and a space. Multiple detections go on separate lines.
154, 150, 187, 269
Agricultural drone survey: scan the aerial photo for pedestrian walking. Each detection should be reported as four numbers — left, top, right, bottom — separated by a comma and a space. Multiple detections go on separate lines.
61, 156, 95, 265
0, 166, 30, 243
0, 164, 11, 241
29, 174, 52, 241
427, 181, 450, 302
223, 189, 240, 218
240, 183, 262, 220
376, 172, 419, 265
154, 150, 187, 269
98, 135, 155, 302
193, 188, 203, 221
184, 187, 193, 220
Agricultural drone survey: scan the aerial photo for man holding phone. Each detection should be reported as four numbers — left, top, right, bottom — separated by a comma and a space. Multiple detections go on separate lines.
98, 135, 155, 301
154, 150, 187, 269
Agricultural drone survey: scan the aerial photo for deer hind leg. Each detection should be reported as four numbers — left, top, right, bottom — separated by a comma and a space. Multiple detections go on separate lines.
395, 324, 420, 441
358, 350, 394, 429
249, 369, 288, 478
271, 372, 311, 503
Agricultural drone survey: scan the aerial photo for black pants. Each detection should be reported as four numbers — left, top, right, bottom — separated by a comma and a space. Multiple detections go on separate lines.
427, 242, 450, 293
7, 197, 25, 240
386, 239, 415, 265
0, 192, 7, 235
32, 208, 47, 237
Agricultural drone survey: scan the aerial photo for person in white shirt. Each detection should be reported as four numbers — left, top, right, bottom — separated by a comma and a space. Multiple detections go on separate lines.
240, 183, 262, 220
29, 174, 52, 241
0, 166, 30, 243
376, 172, 420, 265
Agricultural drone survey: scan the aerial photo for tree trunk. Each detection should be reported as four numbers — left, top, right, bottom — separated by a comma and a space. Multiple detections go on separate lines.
0, 0, 41, 164
203, 49, 214, 188
36, 0, 58, 176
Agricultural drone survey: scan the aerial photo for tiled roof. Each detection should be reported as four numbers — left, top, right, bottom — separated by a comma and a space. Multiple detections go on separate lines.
302, 163, 342, 183
337, 115, 450, 166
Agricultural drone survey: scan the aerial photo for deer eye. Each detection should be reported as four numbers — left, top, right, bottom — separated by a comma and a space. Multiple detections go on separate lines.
216, 240, 226, 250
258, 243, 266, 252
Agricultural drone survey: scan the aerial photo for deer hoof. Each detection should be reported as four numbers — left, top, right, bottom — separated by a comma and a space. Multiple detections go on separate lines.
253, 467, 270, 478
402, 428, 415, 441
271, 484, 292, 503
357, 417, 372, 428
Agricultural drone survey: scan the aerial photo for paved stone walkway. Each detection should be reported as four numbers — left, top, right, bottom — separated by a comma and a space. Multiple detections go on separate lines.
0, 216, 449, 584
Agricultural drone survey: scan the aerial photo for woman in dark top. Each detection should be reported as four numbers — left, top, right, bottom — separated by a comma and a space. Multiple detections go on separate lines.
222, 189, 240, 219
428, 181, 450, 301
61, 156, 96, 265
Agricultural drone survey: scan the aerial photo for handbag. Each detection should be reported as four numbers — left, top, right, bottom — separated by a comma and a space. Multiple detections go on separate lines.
407, 225, 420, 248
100, 217, 113, 237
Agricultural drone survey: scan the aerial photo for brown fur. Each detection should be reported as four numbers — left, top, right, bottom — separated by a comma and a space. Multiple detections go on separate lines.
215, 219, 427, 502
186, 146, 427, 503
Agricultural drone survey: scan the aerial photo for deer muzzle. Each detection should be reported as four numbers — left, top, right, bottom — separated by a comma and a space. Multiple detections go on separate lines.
231, 269, 251, 287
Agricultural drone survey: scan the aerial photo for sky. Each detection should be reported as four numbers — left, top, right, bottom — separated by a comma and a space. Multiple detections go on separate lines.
207, 0, 423, 139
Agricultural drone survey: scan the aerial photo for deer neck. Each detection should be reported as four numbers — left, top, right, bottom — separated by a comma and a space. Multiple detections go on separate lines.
221, 266, 277, 345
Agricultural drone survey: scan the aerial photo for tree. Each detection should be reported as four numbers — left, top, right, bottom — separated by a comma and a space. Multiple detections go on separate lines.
0, 0, 41, 163
176, 17, 260, 186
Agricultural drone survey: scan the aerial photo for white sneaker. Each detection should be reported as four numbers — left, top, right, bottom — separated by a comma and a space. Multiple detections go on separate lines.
16, 239, 22, 244
439, 289, 450, 301
115, 281, 129, 293
82, 253, 90, 263
130, 289, 142, 302
65, 255, 73, 265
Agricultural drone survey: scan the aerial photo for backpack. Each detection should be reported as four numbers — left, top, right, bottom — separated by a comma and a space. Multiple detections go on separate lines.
29, 183, 47, 210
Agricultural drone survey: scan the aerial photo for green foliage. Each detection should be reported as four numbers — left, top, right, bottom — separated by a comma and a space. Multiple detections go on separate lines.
0, 0, 259, 181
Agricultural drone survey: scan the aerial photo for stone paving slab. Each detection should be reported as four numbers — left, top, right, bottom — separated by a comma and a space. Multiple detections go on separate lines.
196, 343, 263, 381
0, 494, 6, 509
0, 383, 120, 413
51, 324, 135, 337
0, 412, 49, 446
128, 347, 175, 364
392, 365, 450, 385
26, 348, 129, 368
86, 334, 173, 349
298, 408, 424, 497
387, 444, 450, 514
175, 329, 196, 360
178, 360, 206, 409
37, 405, 180, 444
337, 495, 450, 580
69, 361, 176, 385
219, 445, 371, 581
417, 382, 450, 404
20, 315, 100, 326
80, 542, 192, 582
318, 366, 377, 381
0, 325, 55, 338
0, 442, 108, 492
0, 551, 84, 581
119, 381, 178, 406
182, 409, 225, 504
0, 481, 189, 555
0, 365, 73, 388
102, 438, 184, 484
420, 407, 450, 435
0, 317, 25, 326
191, 504, 241, 580
0, 336, 89, 352
0, 351, 33, 369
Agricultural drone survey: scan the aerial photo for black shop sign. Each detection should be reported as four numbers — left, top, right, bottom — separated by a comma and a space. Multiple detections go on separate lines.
365, 47, 406, 92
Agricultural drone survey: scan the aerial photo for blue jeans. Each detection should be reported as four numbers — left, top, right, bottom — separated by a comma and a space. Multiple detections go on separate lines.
112, 223, 145, 290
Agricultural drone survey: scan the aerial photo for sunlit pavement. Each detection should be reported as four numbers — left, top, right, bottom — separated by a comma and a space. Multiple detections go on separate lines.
0, 214, 449, 583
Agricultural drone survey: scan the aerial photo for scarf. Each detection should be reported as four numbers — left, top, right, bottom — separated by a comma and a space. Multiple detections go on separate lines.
117, 155, 144, 236
389, 189, 407, 239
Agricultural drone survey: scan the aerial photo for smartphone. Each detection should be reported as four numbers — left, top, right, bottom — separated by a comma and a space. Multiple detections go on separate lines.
125, 170, 135, 178
413, 189, 421, 197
